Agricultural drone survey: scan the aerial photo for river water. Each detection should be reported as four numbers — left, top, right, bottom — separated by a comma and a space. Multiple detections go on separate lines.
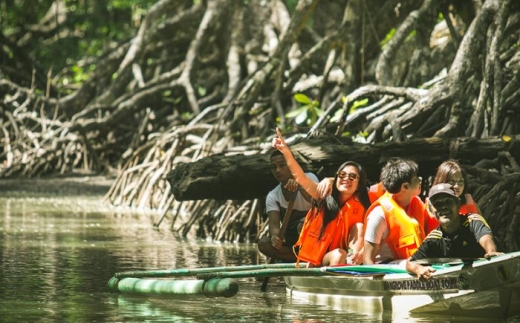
0, 178, 518, 323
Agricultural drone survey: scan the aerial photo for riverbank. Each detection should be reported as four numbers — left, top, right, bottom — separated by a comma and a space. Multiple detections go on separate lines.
0, 174, 114, 197
0, 174, 163, 215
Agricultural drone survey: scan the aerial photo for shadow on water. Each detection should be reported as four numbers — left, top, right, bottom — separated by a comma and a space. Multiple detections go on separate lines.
0, 177, 518, 322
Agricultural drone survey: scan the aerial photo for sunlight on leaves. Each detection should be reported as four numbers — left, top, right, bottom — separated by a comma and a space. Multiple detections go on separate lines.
286, 93, 323, 126
380, 28, 396, 49
351, 98, 369, 112
71, 65, 88, 83
405, 30, 416, 43
294, 93, 312, 105
331, 98, 368, 123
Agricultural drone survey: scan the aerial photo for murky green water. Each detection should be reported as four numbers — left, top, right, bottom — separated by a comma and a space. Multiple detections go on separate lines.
0, 185, 518, 323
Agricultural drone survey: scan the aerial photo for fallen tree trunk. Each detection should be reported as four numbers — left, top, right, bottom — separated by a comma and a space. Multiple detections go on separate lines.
167, 134, 520, 201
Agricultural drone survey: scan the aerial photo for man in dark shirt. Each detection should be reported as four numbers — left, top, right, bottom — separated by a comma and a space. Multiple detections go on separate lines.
406, 183, 502, 280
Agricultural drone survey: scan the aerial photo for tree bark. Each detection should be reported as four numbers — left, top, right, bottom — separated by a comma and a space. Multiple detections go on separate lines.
167, 134, 520, 201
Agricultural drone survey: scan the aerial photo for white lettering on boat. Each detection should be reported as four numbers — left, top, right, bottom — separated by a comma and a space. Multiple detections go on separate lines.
385, 277, 459, 291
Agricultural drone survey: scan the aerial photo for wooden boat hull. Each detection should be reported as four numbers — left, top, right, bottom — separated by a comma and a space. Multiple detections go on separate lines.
285, 251, 520, 319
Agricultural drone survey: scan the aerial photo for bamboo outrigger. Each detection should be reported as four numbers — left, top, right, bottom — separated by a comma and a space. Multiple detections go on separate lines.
107, 263, 307, 298
108, 252, 520, 319
108, 276, 239, 298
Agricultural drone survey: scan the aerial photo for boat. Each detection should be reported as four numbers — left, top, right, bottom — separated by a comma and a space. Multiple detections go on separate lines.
284, 251, 520, 319
107, 252, 520, 319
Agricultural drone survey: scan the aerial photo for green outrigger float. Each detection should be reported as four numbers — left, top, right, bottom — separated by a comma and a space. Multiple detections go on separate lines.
108, 252, 520, 319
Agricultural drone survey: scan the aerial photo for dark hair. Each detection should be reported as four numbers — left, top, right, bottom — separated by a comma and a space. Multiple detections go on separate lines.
380, 158, 419, 193
432, 159, 470, 204
270, 150, 283, 160
318, 161, 371, 237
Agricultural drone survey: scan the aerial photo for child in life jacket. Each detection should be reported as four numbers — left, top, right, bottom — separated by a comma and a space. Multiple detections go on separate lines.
363, 158, 427, 264
272, 128, 371, 266
366, 158, 402, 204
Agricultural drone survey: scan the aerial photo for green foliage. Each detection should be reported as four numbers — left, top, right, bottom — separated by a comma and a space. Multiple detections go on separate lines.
285, 0, 299, 12
284, 0, 313, 26
330, 97, 368, 123
331, 110, 342, 123
163, 91, 183, 107
197, 86, 207, 97
110, 0, 153, 9
380, 28, 396, 50
181, 112, 193, 121
286, 93, 323, 126
380, 27, 416, 48
71, 65, 89, 83
405, 30, 416, 43
339, 129, 369, 143
349, 98, 369, 111
294, 93, 312, 105
2, 0, 156, 84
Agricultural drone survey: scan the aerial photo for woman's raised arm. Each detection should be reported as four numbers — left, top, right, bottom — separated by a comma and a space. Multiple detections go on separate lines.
272, 128, 319, 199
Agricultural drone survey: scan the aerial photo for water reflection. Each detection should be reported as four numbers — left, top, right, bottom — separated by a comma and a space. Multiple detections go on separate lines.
0, 193, 518, 323
108, 280, 374, 323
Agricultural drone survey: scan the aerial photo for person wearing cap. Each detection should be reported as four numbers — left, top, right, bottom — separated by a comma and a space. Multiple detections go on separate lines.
423, 159, 482, 234
405, 183, 502, 280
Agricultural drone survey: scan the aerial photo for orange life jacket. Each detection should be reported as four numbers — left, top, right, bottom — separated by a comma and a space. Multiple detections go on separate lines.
424, 205, 439, 235
424, 194, 480, 233
459, 194, 479, 215
368, 182, 386, 204
294, 197, 365, 266
365, 192, 425, 259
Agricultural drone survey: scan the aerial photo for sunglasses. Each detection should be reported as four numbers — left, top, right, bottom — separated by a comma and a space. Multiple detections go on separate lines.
337, 171, 359, 181
449, 179, 465, 186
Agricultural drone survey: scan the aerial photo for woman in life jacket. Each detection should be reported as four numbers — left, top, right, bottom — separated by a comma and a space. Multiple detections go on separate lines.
272, 128, 371, 266
425, 159, 481, 233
